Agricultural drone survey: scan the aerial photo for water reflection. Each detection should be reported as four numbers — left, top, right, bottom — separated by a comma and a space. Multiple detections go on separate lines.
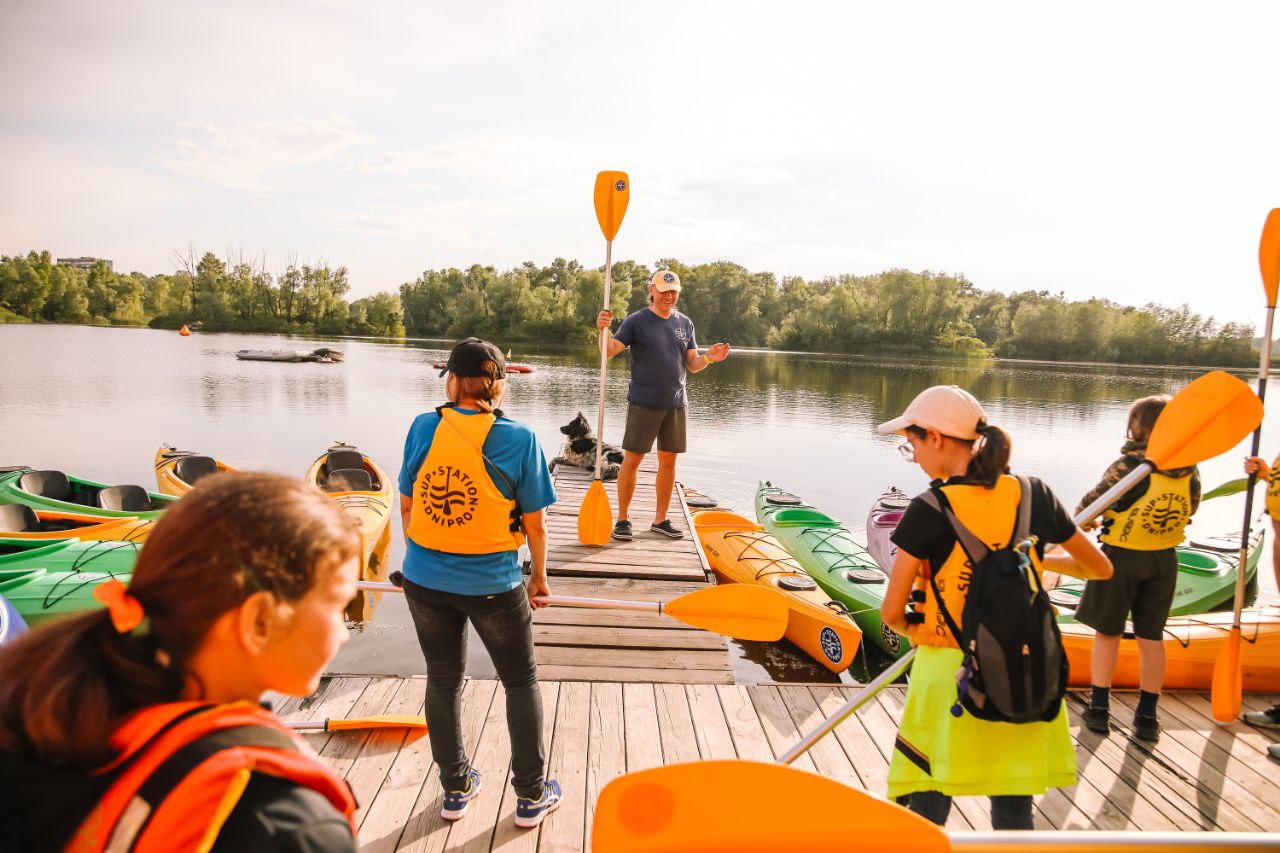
0, 325, 1270, 684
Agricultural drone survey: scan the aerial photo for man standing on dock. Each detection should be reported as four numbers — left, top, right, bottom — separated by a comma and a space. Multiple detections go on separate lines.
595, 269, 730, 541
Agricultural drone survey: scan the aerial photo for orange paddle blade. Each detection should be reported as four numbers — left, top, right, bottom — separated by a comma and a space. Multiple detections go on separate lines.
594, 171, 630, 241
664, 584, 789, 641
1211, 627, 1244, 723
289, 714, 428, 732
1261, 208, 1280, 307
592, 761, 949, 853
577, 478, 612, 545
1147, 371, 1262, 470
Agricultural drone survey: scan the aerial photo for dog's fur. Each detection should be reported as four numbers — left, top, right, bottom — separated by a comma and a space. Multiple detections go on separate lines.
552, 412, 624, 480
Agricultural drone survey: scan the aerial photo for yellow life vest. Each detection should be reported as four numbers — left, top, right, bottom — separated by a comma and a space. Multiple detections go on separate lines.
908, 475, 1045, 650
1099, 469, 1192, 551
406, 407, 525, 555
1266, 453, 1280, 521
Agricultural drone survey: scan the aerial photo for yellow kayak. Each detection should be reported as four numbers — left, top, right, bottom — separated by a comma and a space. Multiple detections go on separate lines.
153, 445, 236, 497
693, 510, 862, 672
305, 443, 394, 622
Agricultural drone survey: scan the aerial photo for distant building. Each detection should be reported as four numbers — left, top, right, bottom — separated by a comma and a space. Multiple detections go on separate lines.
56, 256, 112, 272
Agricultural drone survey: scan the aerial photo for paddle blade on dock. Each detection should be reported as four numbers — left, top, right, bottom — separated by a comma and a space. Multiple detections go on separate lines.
592, 760, 949, 853
577, 478, 613, 546
664, 584, 788, 641
1211, 626, 1244, 723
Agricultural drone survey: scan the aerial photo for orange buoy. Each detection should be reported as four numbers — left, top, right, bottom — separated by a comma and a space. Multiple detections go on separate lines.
179, 325, 191, 336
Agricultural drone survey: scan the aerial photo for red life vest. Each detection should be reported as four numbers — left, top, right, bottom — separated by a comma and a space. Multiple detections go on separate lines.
66, 701, 357, 853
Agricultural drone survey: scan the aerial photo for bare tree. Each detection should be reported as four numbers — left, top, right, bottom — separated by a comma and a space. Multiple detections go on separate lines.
169, 244, 198, 318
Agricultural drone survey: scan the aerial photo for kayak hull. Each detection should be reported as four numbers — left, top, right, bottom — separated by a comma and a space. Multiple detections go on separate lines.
153, 445, 236, 497
865, 487, 910, 573
755, 482, 909, 659
305, 445, 394, 622
693, 510, 862, 672
0, 469, 176, 520
0, 537, 140, 627
0, 507, 154, 543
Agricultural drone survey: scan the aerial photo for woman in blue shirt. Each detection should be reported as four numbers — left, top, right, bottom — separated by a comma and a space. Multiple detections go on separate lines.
399, 338, 561, 829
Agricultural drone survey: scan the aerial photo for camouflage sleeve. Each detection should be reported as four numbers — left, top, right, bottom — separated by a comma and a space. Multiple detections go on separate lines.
1074, 456, 1138, 516
1189, 466, 1202, 515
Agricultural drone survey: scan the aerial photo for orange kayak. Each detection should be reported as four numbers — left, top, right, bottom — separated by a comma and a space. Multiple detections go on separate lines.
153, 445, 236, 497
1060, 606, 1280, 691
305, 443, 394, 622
693, 510, 861, 672
0, 504, 154, 543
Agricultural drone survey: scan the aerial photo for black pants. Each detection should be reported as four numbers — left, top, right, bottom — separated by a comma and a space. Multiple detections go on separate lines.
403, 579, 545, 799
908, 791, 1034, 830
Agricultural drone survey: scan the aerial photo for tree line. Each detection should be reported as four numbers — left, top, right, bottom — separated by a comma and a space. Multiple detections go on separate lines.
0, 249, 1258, 366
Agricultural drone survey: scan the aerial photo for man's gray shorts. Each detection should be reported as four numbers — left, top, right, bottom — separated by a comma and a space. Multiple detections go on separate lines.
622, 403, 687, 454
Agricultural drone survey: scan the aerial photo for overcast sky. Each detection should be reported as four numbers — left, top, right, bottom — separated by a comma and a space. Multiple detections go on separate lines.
3, 1, 1278, 327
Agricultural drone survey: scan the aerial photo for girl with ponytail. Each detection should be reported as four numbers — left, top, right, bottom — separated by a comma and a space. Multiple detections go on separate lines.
877, 385, 1111, 830
0, 471, 362, 851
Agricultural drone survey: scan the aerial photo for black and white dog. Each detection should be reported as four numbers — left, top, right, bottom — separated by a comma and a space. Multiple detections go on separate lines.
552, 412, 624, 480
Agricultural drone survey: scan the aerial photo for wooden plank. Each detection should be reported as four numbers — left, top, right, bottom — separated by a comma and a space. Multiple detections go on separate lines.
539, 681, 591, 853
534, 576, 714, 597
359, 682, 490, 853
345, 678, 425, 829
1158, 693, 1280, 806
317, 677, 401, 781
1177, 692, 1280, 759
534, 646, 729, 671
285, 676, 372, 754
537, 665, 732, 685
533, 608, 700, 631
655, 683, 701, 764
489, 681, 560, 852
676, 479, 714, 582
622, 683, 664, 772
716, 685, 775, 762
544, 561, 706, 582
807, 685, 891, 794
584, 683, 626, 852
395, 679, 499, 853
534, 624, 725, 650
776, 686, 862, 790
686, 683, 736, 760
745, 685, 817, 773
445, 678, 513, 853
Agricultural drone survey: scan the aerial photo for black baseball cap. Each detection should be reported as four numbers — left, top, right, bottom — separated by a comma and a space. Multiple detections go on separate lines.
439, 337, 506, 378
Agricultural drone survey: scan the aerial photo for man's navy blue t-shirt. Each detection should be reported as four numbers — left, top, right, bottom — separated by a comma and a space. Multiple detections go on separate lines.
614, 307, 698, 409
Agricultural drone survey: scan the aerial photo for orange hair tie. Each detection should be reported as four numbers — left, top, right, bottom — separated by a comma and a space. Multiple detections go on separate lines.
93, 578, 146, 633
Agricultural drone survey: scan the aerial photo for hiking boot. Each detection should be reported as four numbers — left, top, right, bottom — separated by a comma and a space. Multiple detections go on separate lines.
1133, 714, 1161, 743
650, 519, 684, 539
1244, 703, 1280, 730
1268, 744, 1280, 761
612, 519, 633, 541
1082, 706, 1110, 734
440, 768, 481, 821
515, 780, 563, 828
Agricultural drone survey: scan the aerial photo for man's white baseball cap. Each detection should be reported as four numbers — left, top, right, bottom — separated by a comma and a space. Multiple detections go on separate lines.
876, 385, 987, 440
651, 270, 682, 292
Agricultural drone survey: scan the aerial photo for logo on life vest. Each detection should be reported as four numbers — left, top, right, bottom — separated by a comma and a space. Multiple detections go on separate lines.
820, 626, 843, 663
615, 179, 626, 191
1119, 492, 1190, 541
420, 465, 481, 527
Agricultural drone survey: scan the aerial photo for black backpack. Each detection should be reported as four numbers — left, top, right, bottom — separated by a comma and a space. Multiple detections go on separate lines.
919, 476, 1067, 724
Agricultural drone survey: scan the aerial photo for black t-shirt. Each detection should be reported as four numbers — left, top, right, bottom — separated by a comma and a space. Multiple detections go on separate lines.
213, 773, 356, 852
890, 475, 1078, 570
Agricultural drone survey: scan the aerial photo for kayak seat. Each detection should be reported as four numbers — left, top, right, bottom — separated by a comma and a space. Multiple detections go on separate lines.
175, 455, 219, 485
326, 468, 373, 492
326, 449, 364, 475
98, 485, 153, 512
769, 507, 839, 528
18, 470, 71, 500
1177, 551, 1221, 576
872, 511, 904, 528
0, 504, 40, 533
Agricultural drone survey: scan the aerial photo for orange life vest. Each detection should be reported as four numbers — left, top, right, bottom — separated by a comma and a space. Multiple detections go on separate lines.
66, 701, 356, 853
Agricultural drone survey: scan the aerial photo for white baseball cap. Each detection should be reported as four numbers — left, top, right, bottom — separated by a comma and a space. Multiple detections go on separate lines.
876, 385, 987, 440
651, 270, 682, 292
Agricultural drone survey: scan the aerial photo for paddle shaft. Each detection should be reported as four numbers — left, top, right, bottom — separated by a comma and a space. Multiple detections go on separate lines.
356, 580, 664, 614
1233, 305, 1275, 629
594, 240, 613, 478
949, 830, 1277, 852
780, 498, 1111, 765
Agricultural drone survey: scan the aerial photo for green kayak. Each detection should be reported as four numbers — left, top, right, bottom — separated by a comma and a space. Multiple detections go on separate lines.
0, 536, 140, 627
755, 481, 910, 659
1050, 528, 1265, 617
0, 467, 177, 520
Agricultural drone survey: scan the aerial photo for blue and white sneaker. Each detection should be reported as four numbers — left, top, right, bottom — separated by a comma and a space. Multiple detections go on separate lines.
440, 768, 482, 820
514, 779, 563, 828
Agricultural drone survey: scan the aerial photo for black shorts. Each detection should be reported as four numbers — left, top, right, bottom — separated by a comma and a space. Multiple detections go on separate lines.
1073, 544, 1177, 640
622, 403, 687, 454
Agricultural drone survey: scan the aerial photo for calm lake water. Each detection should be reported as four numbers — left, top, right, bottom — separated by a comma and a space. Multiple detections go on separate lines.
1, 324, 1274, 683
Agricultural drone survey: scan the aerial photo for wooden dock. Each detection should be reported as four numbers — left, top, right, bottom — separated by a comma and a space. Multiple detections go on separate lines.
277, 676, 1280, 851
533, 459, 732, 684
